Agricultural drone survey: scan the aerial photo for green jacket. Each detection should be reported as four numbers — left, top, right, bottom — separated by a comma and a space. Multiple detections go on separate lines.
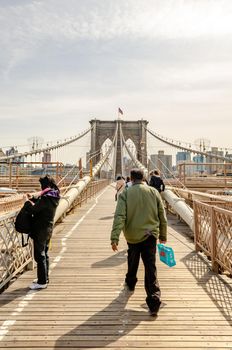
111, 183, 167, 244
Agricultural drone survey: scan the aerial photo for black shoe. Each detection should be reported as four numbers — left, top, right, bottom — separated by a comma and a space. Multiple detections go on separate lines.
128, 286, 135, 291
124, 283, 135, 292
149, 309, 158, 317
149, 301, 161, 317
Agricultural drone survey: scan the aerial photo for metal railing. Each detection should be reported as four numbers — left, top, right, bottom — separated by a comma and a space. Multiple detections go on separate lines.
0, 179, 110, 291
193, 200, 232, 275
70, 180, 110, 209
0, 195, 25, 215
168, 186, 232, 209
0, 161, 75, 190
0, 211, 33, 291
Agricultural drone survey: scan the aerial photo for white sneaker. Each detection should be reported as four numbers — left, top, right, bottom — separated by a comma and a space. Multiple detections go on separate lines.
29, 282, 47, 290
33, 278, 49, 283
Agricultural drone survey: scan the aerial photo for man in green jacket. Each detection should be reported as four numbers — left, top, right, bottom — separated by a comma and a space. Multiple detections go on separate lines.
111, 168, 167, 316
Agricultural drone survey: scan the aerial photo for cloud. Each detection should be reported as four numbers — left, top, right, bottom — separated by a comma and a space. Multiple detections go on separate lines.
0, 0, 232, 153
1, 0, 232, 75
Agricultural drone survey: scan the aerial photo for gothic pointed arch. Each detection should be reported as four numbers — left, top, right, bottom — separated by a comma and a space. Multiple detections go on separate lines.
90, 119, 148, 175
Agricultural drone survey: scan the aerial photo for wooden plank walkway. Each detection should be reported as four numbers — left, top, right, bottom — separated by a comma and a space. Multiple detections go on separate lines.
0, 185, 232, 349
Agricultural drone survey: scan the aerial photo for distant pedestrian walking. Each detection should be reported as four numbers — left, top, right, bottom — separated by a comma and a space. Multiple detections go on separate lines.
125, 176, 132, 188
111, 168, 167, 316
115, 175, 125, 201
149, 170, 165, 193
26, 175, 60, 290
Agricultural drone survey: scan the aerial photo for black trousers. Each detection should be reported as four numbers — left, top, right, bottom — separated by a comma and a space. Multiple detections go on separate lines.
125, 235, 161, 312
33, 238, 50, 285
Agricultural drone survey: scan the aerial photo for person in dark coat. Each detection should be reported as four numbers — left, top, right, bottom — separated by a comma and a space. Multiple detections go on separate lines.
27, 175, 60, 290
149, 170, 165, 193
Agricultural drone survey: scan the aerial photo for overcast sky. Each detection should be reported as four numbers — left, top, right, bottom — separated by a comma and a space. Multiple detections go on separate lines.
0, 0, 232, 155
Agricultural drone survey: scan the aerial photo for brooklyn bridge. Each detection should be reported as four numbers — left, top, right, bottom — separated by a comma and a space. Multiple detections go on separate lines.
0, 118, 231, 349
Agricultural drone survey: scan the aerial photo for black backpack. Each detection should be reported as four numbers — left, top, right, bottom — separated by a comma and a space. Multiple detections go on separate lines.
15, 201, 33, 246
149, 176, 164, 193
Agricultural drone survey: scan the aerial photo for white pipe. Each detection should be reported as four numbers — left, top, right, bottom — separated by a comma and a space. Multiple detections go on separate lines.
162, 189, 194, 231
54, 157, 113, 223
54, 176, 91, 223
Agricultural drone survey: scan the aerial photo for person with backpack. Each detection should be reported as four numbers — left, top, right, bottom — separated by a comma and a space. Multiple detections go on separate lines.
26, 175, 60, 290
149, 170, 165, 193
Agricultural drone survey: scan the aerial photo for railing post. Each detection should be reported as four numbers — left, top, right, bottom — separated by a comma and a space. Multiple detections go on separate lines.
79, 158, 83, 179
59, 162, 62, 185
91, 183, 94, 197
16, 163, 19, 189
193, 201, 200, 252
178, 164, 181, 182
89, 159, 93, 178
56, 162, 59, 183
224, 163, 227, 188
211, 207, 219, 273
183, 163, 186, 185
9, 160, 12, 188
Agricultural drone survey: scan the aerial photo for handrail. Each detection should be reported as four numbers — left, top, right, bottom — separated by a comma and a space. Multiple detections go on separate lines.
0, 211, 33, 291
167, 186, 232, 204
193, 200, 232, 275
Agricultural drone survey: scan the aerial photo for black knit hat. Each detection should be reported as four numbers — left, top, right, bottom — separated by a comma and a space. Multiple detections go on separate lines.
39, 175, 59, 192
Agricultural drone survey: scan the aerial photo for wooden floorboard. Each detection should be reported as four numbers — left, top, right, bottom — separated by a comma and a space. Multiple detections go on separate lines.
0, 185, 231, 349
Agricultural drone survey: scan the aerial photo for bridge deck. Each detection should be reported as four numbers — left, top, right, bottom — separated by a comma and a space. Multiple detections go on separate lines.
0, 185, 232, 349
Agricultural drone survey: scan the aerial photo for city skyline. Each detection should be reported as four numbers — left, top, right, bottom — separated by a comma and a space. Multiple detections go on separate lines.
1, 137, 229, 168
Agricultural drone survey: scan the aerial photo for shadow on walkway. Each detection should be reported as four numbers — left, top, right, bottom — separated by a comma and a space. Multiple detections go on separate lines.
54, 289, 154, 348
99, 215, 114, 220
0, 287, 29, 307
91, 250, 127, 268
182, 251, 232, 322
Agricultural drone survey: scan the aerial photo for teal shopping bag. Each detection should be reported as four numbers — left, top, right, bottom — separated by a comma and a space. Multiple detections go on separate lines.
157, 244, 176, 267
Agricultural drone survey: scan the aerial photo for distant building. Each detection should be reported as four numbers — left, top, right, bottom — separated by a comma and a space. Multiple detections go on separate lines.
225, 152, 232, 172
0, 148, 5, 157
42, 151, 51, 165
176, 151, 191, 164
176, 151, 192, 176
205, 147, 224, 174
193, 154, 206, 174
6, 146, 24, 164
0, 148, 6, 175
150, 150, 172, 177
6, 146, 17, 157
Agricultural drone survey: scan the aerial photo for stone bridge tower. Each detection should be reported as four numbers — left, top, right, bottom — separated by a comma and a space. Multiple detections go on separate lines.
89, 119, 148, 177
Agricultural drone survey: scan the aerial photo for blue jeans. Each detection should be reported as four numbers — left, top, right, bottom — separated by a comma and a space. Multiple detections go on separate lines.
125, 235, 161, 312
33, 238, 50, 284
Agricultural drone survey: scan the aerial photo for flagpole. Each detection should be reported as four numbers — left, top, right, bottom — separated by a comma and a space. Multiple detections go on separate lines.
118, 107, 123, 120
